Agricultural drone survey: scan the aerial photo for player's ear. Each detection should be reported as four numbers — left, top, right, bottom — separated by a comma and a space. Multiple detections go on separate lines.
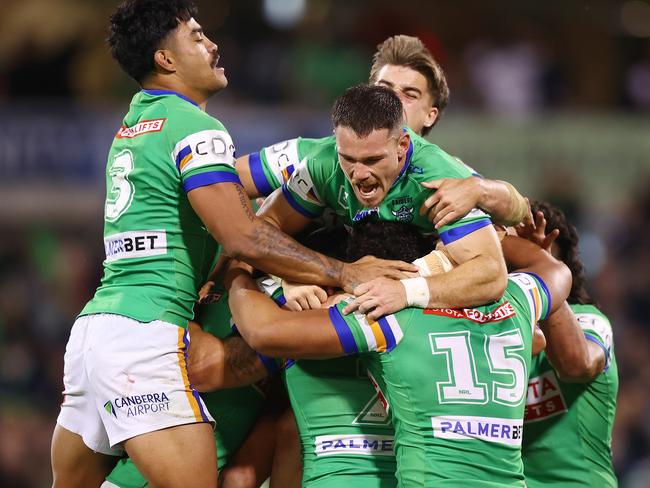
397, 130, 410, 158
153, 49, 177, 74
424, 106, 439, 130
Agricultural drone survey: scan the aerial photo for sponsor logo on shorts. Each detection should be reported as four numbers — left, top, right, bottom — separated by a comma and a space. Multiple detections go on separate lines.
104, 400, 117, 418
424, 302, 516, 324
107, 392, 171, 418
104, 230, 167, 262
432, 415, 523, 446
314, 435, 394, 457
524, 371, 568, 422
115, 118, 166, 138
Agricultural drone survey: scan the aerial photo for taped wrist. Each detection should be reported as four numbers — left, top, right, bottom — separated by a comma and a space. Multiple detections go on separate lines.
504, 182, 528, 225
401, 277, 430, 308
413, 250, 454, 277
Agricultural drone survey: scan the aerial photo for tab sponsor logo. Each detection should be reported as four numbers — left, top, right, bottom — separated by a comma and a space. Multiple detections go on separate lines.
432, 415, 523, 446
314, 435, 394, 457
116, 118, 166, 138
424, 301, 516, 324
524, 371, 567, 422
104, 230, 167, 262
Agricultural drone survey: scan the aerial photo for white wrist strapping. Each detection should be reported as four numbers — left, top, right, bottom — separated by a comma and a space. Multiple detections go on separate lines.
401, 277, 430, 308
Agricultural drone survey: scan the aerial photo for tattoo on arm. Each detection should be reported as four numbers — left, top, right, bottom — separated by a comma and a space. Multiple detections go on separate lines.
235, 183, 256, 222
223, 336, 264, 383
232, 181, 343, 284
252, 219, 344, 283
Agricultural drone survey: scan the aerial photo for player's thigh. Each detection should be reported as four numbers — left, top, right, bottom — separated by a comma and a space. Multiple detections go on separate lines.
124, 422, 216, 488
51, 423, 119, 488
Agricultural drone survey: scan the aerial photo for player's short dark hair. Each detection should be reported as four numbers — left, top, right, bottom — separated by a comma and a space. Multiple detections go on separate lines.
531, 200, 595, 306
108, 0, 197, 84
332, 85, 405, 138
369, 35, 449, 135
346, 217, 433, 263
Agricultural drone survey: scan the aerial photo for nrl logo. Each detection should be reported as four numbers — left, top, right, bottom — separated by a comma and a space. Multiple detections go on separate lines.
390, 196, 414, 222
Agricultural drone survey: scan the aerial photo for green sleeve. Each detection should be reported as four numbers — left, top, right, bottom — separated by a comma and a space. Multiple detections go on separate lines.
166, 108, 240, 192
328, 300, 411, 354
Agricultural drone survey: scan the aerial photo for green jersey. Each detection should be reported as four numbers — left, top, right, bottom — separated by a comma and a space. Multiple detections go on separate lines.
246, 136, 331, 196
279, 129, 491, 244
246, 135, 482, 198
286, 358, 396, 488
522, 304, 618, 487
105, 280, 266, 487
329, 273, 551, 487
254, 277, 396, 487
80, 90, 240, 327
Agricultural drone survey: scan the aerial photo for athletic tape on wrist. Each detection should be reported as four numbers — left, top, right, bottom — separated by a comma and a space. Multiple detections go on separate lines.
401, 277, 430, 308
413, 251, 454, 277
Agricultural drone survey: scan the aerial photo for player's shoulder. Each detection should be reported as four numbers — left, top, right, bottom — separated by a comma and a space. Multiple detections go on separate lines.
298, 134, 336, 158
167, 102, 226, 136
570, 303, 613, 339
408, 129, 473, 180
300, 135, 339, 178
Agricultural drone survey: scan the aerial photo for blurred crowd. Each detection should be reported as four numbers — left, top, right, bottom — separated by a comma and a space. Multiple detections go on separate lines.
0, 0, 650, 115
1, 0, 649, 486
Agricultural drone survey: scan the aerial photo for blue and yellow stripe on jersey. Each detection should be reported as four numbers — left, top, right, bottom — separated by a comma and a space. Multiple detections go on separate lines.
175, 145, 193, 172
328, 304, 404, 355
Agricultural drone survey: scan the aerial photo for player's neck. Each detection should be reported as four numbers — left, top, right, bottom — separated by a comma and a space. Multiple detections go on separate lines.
142, 77, 209, 110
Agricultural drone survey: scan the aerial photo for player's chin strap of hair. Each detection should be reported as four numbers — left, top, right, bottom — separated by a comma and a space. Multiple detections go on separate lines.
401, 250, 454, 308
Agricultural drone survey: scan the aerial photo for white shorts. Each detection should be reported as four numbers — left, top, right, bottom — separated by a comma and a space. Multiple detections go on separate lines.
57, 313, 214, 456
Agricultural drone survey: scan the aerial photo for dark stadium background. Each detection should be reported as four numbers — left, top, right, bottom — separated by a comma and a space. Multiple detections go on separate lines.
1, 0, 649, 486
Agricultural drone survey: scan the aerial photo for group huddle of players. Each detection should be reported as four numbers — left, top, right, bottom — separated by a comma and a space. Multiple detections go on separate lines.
49, 1, 618, 487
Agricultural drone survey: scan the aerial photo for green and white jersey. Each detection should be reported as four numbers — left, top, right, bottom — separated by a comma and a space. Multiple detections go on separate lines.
522, 304, 618, 488
286, 358, 396, 488
246, 136, 482, 198
104, 279, 267, 487
80, 90, 240, 328
254, 278, 396, 488
246, 136, 332, 196
328, 273, 551, 487
280, 128, 491, 244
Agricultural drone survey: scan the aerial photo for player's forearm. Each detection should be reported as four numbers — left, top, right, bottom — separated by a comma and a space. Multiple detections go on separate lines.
228, 274, 295, 356
540, 302, 604, 382
222, 336, 269, 388
477, 179, 528, 227
423, 254, 507, 308
228, 218, 344, 287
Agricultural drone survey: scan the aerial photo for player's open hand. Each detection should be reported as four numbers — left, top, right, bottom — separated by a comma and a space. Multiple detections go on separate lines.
341, 256, 418, 294
420, 177, 482, 229
282, 280, 328, 311
515, 209, 559, 253
342, 277, 407, 321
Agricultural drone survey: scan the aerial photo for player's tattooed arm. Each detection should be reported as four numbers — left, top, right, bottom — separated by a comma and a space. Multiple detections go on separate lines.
188, 183, 416, 291
420, 177, 531, 228
187, 323, 267, 391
